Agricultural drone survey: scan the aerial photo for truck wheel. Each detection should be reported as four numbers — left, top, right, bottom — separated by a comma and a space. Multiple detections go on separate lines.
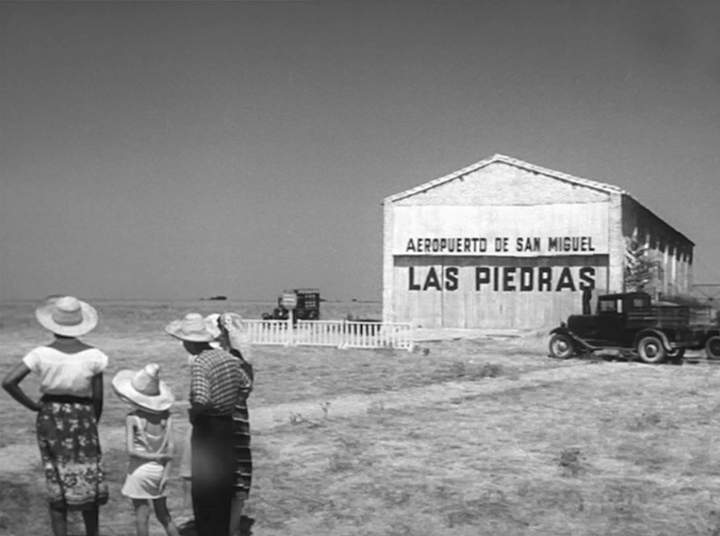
706, 336, 720, 360
637, 336, 667, 364
666, 348, 685, 365
548, 334, 575, 359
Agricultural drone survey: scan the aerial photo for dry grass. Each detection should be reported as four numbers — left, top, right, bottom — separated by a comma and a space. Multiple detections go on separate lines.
3, 300, 720, 535
241, 362, 720, 536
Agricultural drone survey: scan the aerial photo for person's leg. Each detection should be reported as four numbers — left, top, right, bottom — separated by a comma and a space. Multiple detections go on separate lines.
192, 477, 233, 536
132, 499, 151, 536
192, 416, 234, 536
229, 494, 246, 536
81, 507, 99, 536
212, 417, 235, 535
48, 506, 68, 536
152, 498, 180, 536
191, 418, 209, 536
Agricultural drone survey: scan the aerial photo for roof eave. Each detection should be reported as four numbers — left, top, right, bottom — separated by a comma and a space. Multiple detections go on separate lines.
385, 153, 624, 203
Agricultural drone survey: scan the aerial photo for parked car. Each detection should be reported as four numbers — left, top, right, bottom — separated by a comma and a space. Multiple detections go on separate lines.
548, 291, 700, 364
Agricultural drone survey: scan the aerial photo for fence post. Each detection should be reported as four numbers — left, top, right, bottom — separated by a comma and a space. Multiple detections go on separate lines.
285, 310, 294, 347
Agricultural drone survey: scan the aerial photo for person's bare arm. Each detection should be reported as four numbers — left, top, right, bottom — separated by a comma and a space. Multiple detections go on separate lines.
125, 415, 171, 462
159, 417, 175, 490
166, 417, 176, 459
2, 363, 41, 412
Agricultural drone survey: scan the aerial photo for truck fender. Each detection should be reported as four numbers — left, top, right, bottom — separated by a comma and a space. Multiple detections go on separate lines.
550, 326, 593, 351
634, 329, 673, 351
550, 326, 571, 336
704, 329, 720, 343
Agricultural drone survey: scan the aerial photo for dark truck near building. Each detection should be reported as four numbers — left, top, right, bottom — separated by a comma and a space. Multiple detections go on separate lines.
548, 291, 720, 364
262, 288, 321, 323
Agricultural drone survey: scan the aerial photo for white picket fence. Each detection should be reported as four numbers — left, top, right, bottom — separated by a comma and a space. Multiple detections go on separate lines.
243, 319, 414, 351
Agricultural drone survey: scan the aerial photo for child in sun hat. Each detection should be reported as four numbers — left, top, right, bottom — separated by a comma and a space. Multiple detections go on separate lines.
112, 364, 180, 536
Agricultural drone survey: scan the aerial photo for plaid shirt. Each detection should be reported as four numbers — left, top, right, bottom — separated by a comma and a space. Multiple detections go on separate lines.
190, 348, 251, 417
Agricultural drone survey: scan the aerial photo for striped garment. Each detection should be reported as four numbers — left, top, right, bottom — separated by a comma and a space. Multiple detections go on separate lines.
231, 353, 254, 497
190, 349, 251, 417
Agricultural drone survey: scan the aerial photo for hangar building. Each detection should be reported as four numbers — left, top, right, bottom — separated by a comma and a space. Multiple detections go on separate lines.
382, 154, 694, 329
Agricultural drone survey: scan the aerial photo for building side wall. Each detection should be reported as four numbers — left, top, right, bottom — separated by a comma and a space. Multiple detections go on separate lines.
620, 195, 694, 296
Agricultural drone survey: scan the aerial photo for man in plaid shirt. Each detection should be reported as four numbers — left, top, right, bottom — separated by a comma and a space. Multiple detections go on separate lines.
166, 313, 251, 536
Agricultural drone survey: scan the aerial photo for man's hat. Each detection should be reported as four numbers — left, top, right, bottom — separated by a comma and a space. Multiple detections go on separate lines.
165, 313, 216, 342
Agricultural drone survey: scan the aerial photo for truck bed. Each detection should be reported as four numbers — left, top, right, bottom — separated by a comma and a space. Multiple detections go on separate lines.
625, 306, 690, 329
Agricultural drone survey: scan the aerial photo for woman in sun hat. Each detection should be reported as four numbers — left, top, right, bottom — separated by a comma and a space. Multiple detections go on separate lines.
112, 364, 180, 536
2, 295, 109, 536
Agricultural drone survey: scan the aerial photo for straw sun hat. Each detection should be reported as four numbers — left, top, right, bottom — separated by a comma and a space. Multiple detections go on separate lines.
165, 313, 217, 342
112, 364, 175, 413
35, 295, 98, 337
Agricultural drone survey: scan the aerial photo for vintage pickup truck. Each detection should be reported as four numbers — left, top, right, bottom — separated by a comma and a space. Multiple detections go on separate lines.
548, 291, 720, 364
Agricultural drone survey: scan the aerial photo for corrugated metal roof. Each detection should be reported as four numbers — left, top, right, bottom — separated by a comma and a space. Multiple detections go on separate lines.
385, 153, 626, 202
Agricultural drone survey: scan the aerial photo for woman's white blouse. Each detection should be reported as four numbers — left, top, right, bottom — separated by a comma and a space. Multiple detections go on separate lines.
22, 346, 109, 397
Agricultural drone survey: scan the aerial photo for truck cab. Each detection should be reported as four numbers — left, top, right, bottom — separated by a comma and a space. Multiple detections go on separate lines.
262, 288, 320, 323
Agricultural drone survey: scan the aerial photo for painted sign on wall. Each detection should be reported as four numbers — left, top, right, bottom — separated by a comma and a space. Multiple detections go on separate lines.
392, 204, 609, 256
407, 264, 597, 292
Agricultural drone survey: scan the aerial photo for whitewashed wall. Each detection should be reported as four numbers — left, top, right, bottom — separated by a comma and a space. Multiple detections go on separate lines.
383, 160, 693, 329
383, 162, 615, 328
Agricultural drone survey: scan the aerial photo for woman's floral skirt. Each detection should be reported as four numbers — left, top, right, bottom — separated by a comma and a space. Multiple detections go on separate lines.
36, 397, 109, 510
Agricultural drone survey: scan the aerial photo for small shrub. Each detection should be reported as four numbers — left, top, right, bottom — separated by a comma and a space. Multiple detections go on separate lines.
289, 412, 306, 425
366, 400, 385, 414
478, 363, 504, 378
448, 361, 466, 378
327, 452, 354, 472
445, 361, 504, 381
600, 483, 647, 523
558, 447, 585, 477
628, 411, 671, 431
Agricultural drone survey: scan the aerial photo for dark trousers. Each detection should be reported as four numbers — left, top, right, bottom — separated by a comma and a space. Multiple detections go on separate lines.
191, 414, 235, 536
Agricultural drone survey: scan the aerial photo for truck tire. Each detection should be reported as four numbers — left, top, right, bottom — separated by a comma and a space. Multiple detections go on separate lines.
548, 333, 575, 359
666, 348, 685, 365
637, 335, 667, 364
706, 336, 720, 360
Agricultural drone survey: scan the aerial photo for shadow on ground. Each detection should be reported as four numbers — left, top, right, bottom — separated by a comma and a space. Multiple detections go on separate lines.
178, 516, 255, 536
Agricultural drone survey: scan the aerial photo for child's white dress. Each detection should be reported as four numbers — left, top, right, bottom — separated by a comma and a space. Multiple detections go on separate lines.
121, 414, 172, 499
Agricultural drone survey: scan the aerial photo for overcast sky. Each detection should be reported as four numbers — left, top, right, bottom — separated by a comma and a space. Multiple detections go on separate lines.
1, 0, 719, 301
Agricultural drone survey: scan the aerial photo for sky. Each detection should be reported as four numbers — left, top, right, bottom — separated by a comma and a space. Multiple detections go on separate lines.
1, 0, 719, 302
